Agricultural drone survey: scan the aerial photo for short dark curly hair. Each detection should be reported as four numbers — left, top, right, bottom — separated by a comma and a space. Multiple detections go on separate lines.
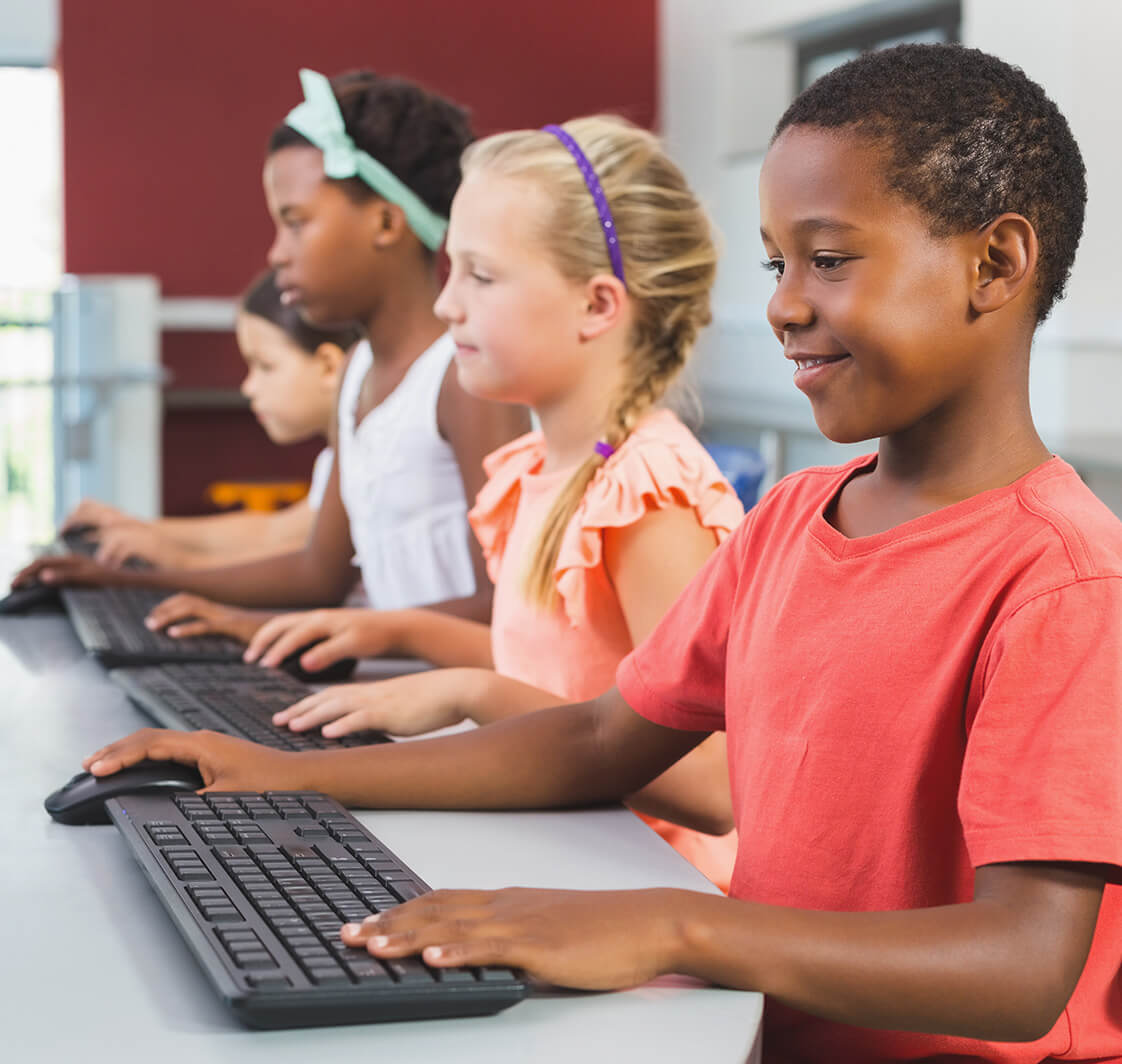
773, 43, 1086, 324
268, 70, 474, 225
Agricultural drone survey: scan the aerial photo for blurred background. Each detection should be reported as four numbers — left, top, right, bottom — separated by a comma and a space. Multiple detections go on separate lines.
1, 0, 1118, 574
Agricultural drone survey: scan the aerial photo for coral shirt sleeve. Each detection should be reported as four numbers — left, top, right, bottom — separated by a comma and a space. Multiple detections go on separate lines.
960, 575, 1122, 877
616, 518, 749, 733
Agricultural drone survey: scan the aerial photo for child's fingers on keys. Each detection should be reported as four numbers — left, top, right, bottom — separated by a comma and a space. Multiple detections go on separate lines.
270, 693, 320, 725
297, 632, 353, 670
146, 593, 201, 629
341, 890, 497, 950
166, 620, 213, 639
258, 621, 324, 668
244, 613, 301, 662
273, 693, 337, 731
349, 895, 523, 970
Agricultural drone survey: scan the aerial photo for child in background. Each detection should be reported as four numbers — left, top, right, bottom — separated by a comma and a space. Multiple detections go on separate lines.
62, 269, 360, 571
16, 69, 529, 627
85, 45, 1122, 1060
241, 116, 743, 882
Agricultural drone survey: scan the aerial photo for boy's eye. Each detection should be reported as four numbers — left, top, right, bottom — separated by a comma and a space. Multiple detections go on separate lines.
761, 258, 784, 279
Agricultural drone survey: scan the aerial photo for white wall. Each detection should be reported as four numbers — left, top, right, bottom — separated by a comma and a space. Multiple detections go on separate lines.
661, 0, 1122, 507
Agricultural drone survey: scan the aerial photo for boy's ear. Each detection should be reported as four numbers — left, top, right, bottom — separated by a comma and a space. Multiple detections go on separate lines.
970, 213, 1038, 316
577, 274, 629, 342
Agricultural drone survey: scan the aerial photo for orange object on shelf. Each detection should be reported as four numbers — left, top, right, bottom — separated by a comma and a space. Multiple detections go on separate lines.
207, 480, 309, 512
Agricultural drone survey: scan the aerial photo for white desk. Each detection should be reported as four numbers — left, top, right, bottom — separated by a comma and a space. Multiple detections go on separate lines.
1, 610, 762, 1062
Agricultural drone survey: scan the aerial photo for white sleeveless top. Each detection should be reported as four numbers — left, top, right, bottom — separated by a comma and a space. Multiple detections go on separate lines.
336, 333, 475, 609
306, 447, 334, 511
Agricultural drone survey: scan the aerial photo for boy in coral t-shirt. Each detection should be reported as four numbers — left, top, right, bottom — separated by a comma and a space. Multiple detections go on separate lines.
85, 45, 1122, 1062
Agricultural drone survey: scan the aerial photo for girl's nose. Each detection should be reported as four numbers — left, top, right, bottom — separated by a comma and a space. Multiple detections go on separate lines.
433, 279, 462, 325
266, 230, 288, 270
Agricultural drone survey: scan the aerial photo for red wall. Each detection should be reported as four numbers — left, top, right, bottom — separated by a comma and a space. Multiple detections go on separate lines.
58, 0, 657, 513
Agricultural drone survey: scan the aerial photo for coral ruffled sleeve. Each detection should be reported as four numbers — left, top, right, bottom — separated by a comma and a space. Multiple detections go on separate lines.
469, 413, 745, 628
468, 431, 547, 585
555, 414, 745, 627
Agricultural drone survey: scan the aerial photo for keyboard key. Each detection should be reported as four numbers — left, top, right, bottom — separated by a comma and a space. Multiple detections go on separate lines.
385, 958, 436, 985
247, 974, 292, 989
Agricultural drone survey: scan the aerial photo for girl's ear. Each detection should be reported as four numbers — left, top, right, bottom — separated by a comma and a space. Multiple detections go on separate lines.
578, 274, 629, 342
313, 342, 346, 384
369, 200, 410, 249
970, 213, 1038, 316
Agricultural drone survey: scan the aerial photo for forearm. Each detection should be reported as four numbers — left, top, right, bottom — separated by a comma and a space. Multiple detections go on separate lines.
154, 510, 290, 553
664, 867, 1102, 1042
419, 581, 494, 624
118, 550, 351, 607
381, 609, 493, 668
625, 734, 733, 836
460, 670, 568, 722
283, 701, 628, 810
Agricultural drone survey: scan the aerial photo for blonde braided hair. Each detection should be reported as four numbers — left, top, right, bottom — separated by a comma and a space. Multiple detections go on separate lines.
461, 117, 718, 608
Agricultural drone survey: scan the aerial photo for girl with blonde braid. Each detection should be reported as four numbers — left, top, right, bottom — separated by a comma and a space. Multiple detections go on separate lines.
214, 116, 743, 886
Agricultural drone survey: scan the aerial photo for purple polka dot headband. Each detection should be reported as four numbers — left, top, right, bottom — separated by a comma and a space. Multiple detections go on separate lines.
541, 124, 627, 289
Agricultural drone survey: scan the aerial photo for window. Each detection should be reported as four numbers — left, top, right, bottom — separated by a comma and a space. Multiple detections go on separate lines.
797, 3, 960, 91
0, 65, 61, 564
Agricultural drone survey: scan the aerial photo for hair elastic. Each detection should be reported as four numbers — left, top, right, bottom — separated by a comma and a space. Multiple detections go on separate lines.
593, 440, 616, 460
285, 69, 449, 251
541, 124, 627, 288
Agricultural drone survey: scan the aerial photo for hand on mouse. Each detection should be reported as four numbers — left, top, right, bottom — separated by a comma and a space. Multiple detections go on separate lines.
82, 727, 304, 793
145, 593, 277, 644
245, 608, 398, 671
273, 669, 478, 737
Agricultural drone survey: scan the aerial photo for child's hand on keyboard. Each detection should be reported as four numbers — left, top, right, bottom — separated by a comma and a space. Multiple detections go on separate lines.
13, 552, 132, 588
82, 727, 303, 792
343, 885, 687, 991
145, 592, 273, 644
273, 669, 478, 737
61, 498, 131, 532
95, 521, 193, 570
246, 608, 389, 670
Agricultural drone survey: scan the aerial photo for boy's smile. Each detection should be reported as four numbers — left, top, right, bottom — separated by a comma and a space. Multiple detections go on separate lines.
759, 127, 983, 446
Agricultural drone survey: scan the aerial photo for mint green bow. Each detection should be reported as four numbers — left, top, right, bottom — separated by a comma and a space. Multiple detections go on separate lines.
284, 68, 448, 251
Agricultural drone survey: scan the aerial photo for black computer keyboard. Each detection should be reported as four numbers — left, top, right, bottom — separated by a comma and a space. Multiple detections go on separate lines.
111, 662, 391, 751
106, 789, 527, 1027
60, 586, 245, 666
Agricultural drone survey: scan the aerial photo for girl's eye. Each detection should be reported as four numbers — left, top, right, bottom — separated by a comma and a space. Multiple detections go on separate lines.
812, 255, 848, 272
760, 259, 784, 279
470, 272, 492, 285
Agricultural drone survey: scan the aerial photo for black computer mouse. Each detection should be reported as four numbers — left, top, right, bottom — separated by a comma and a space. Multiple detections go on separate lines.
44, 759, 205, 825
0, 581, 61, 615
278, 643, 358, 684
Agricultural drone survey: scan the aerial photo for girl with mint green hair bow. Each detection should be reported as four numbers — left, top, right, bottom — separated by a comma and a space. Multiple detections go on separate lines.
34, 68, 530, 650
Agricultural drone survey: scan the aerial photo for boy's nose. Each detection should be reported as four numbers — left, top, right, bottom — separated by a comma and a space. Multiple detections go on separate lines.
765, 275, 815, 335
